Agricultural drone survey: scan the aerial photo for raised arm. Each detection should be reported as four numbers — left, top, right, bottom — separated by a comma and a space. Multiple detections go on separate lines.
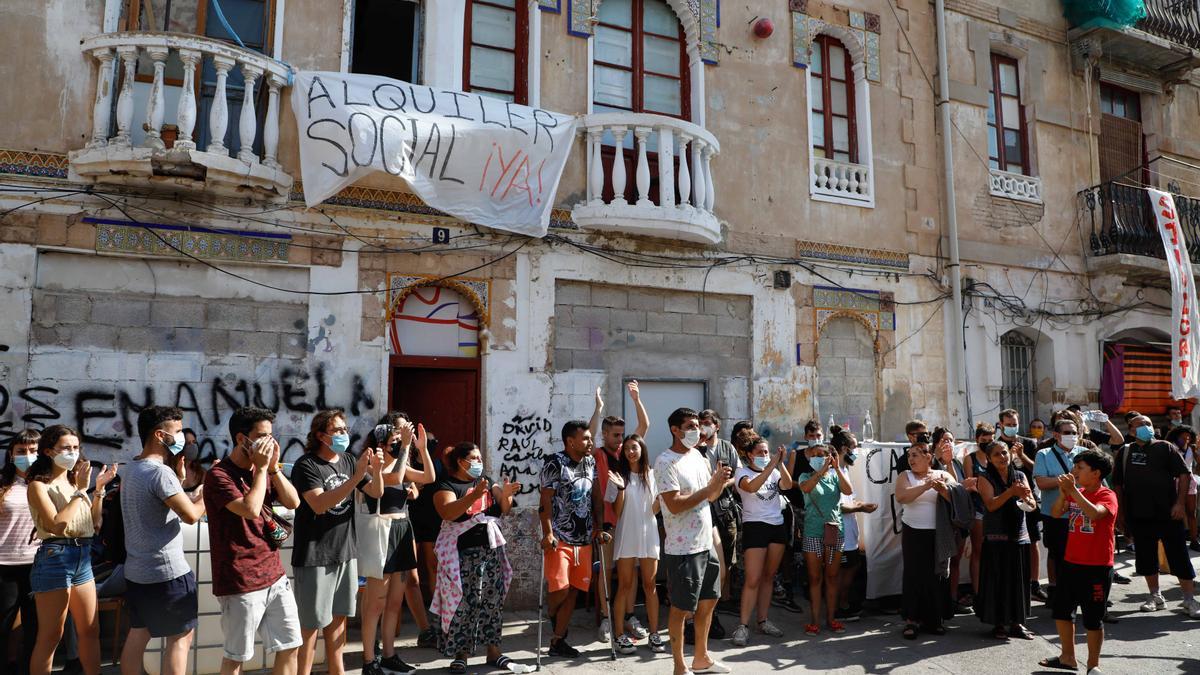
588, 387, 604, 440
629, 380, 650, 437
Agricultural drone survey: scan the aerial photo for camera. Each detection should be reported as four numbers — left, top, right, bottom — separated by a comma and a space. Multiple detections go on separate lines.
914, 431, 931, 444
373, 424, 394, 445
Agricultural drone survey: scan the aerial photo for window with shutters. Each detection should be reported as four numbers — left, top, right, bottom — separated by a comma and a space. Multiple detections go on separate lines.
463, 0, 529, 103
1099, 84, 1145, 184
987, 54, 1029, 175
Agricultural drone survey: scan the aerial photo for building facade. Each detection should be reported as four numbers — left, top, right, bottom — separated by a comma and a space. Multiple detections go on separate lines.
0, 0, 1193, 607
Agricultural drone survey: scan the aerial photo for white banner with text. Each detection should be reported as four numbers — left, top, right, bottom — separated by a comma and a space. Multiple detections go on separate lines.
1149, 188, 1200, 401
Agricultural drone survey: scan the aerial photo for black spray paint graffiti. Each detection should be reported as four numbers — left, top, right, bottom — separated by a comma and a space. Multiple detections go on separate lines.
865, 445, 909, 536
496, 413, 552, 495
0, 363, 377, 466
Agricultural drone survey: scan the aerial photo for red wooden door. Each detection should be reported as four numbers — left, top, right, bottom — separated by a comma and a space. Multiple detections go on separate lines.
389, 357, 480, 448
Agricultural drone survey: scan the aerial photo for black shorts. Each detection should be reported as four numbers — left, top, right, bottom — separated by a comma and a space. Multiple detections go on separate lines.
125, 571, 198, 638
663, 549, 720, 612
841, 548, 865, 568
384, 518, 419, 574
1051, 562, 1112, 631
1025, 509, 1042, 543
1131, 517, 1196, 580
741, 521, 788, 549
1043, 517, 1068, 563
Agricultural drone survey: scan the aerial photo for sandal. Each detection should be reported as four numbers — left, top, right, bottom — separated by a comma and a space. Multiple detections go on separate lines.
1038, 656, 1079, 671
901, 624, 918, 640
449, 658, 468, 674
992, 625, 1009, 640
488, 655, 535, 673
1009, 624, 1035, 640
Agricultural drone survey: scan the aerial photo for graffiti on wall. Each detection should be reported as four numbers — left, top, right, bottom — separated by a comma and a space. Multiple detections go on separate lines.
496, 412, 552, 495
0, 363, 377, 465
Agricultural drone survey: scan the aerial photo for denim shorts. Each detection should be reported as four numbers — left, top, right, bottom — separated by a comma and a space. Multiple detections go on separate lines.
31, 540, 94, 593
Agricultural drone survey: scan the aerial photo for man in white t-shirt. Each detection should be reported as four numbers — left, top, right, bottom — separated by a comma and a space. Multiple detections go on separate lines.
655, 408, 732, 675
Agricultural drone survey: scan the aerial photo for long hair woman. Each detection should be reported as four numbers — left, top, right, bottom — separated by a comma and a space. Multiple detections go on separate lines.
797, 441, 852, 636
932, 426, 973, 612
25, 425, 116, 675
895, 438, 957, 639
0, 429, 41, 674
611, 434, 663, 654
730, 429, 794, 645
975, 441, 1035, 640
430, 443, 524, 674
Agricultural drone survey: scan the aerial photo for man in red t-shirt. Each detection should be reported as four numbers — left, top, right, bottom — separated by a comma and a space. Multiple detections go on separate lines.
203, 407, 304, 673
587, 380, 649, 643
1041, 448, 1119, 674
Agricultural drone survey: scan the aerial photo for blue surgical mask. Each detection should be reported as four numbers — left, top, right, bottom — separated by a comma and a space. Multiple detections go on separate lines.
467, 461, 484, 479
330, 433, 350, 453
165, 431, 186, 456
751, 456, 768, 470
1003, 426, 1019, 438
846, 451, 859, 465
12, 455, 35, 472
1135, 426, 1154, 443
809, 456, 826, 472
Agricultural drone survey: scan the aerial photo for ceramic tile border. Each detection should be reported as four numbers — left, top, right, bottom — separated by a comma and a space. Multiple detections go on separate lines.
92, 219, 291, 263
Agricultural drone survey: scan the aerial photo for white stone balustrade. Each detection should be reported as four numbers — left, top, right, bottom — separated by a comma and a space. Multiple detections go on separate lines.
810, 156, 873, 205
573, 113, 721, 244
69, 32, 293, 202
988, 168, 1043, 204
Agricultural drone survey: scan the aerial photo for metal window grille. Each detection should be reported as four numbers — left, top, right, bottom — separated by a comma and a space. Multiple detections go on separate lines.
1000, 331, 1035, 427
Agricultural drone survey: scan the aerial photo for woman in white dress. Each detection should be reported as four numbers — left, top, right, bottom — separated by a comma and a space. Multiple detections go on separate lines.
611, 434, 663, 654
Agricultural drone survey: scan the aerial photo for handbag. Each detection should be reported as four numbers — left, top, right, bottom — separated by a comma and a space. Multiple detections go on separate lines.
261, 506, 293, 550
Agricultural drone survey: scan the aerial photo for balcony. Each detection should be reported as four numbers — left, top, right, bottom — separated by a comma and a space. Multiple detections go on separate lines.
989, 168, 1043, 204
572, 113, 720, 245
810, 157, 873, 206
1082, 181, 1200, 283
1066, 0, 1200, 77
68, 32, 293, 202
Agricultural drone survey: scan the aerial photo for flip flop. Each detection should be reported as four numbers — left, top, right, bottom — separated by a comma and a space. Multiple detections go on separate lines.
1009, 625, 1035, 640
1038, 656, 1078, 671
449, 658, 468, 674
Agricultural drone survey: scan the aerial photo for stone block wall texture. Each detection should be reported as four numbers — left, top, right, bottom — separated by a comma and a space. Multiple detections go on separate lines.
817, 316, 879, 433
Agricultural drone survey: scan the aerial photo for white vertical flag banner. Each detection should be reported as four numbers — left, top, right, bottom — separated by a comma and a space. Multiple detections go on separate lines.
291, 72, 578, 237
1149, 188, 1200, 400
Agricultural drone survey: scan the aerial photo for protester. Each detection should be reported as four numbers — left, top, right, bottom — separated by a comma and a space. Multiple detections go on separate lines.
831, 428, 876, 622
797, 440, 853, 636
656, 408, 732, 675
895, 438, 957, 639
119, 407, 207, 675
974, 441, 1034, 640
960, 422, 995, 599
1164, 425, 1199, 551
179, 428, 206, 500
539, 420, 603, 659
292, 410, 385, 675
1113, 415, 1200, 618
932, 427, 972, 611
611, 434, 663, 654
0, 430, 40, 675
588, 381, 649, 644
430, 442, 524, 674
893, 419, 929, 474
695, 409, 740, 637
1029, 418, 1047, 442
203, 407, 304, 675
730, 430, 794, 645
408, 433, 446, 649
358, 414, 435, 675
26, 425, 116, 675
1042, 449, 1119, 674
1163, 405, 1185, 439
996, 409, 1043, 603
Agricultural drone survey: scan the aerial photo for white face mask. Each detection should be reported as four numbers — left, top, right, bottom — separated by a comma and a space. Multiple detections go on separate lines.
682, 429, 701, 448
1059, 434, 1078, 451
53, 452, 79, 470
700, 424, 716, 438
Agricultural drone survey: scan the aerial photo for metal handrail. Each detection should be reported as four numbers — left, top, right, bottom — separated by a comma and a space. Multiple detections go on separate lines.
1138, 0, 1200, 50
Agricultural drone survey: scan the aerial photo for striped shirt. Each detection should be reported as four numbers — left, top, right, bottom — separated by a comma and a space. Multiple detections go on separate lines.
0, 480, 38, 565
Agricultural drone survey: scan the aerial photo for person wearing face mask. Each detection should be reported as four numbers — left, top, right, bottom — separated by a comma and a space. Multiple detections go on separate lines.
729, 430, 794, 646
961, 422, 995, 601
1162, 405, 1186, 439
119, 406, 208, 675
895, 438, 958, 639
430, 442, 524, 674
1029, 418, 1047, 442
694, 409, 740, 636
931, 427, 974, 613
1112, 415, 1200, 617
655, 408, 733, 675
292, 409, 385, 675
1034, 418, 1081, 603
25, 425, 117, 675
611, 435, 663, 654
797, 440, 854, 637
179, 428, 206, 501
974, 442, 1036, 641
0, 429, 42, 675
1165, 425, 1200, 552
996, 409, 1045, 605
830, 427, 876, 623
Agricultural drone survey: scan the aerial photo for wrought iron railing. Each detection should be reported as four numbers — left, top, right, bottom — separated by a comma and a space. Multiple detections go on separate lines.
1139, 0, 1200, 50
1084, 181, 1200, 259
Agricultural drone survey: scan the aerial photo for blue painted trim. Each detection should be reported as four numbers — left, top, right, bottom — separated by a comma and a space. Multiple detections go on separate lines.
82, 217, 293, 240
566, 0, 592, 38
539, 0, 561, 12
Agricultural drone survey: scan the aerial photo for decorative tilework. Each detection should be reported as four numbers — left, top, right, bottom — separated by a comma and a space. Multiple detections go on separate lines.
0, 149, 69, 179
568, 0, 595, 37
538, 0, 561, 12
789, 0, 807, 11
866, 32, 880, 81
795, 240, 909, 271
91, 220, 291, 263
387, 273, 492, 327
864, 11, 881, 34
700, 0, 720, 64
812, 285, 897, 345
849, 10, 865, 30
790, 12, 880, 82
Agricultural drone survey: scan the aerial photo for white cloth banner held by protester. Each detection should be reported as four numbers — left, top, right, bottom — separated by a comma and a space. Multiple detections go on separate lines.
1149, 188, 1200, 400
291, 72, 578, 237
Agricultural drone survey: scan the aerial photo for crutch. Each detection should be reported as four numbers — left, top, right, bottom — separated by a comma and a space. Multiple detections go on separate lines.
534, 510, 546, 671
596, 532, 617, 660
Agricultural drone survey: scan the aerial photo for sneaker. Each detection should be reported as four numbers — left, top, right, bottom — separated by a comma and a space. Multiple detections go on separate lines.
379, 655, 417, 674
774, 596, 806, 613
1140, 593, 1166, 612
648, 632, 667, 652
1112, 572, 1132, 585
1183, 598, 1200, 619
1031, 585, 1049, 603
548, 636, 581, 658
758, 619, 784, 637
830, 620, 846, 634
598, 617, 612, 643
616, 633, 637, 655
709, 614, 726, 640
694, 661, 732, 673
416, 627, 438, 649
1086, 668, 1104, 675
730, 624, 750, 646
835, 607, 863, 622
363, 660, 385, 675
627, 615, 650, 640
773, 577, 787, 600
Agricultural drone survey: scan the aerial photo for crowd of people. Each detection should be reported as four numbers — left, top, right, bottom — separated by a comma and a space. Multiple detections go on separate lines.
0, 388, 1196, 675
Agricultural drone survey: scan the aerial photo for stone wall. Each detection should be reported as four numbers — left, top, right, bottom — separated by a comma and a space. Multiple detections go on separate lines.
816, 316, 879, 435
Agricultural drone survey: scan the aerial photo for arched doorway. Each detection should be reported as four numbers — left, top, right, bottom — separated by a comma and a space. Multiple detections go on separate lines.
816, 315, 879, 437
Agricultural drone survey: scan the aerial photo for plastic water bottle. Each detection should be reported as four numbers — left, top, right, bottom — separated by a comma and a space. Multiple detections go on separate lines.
863, 411, 874, 442
828, 413, 836, 434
